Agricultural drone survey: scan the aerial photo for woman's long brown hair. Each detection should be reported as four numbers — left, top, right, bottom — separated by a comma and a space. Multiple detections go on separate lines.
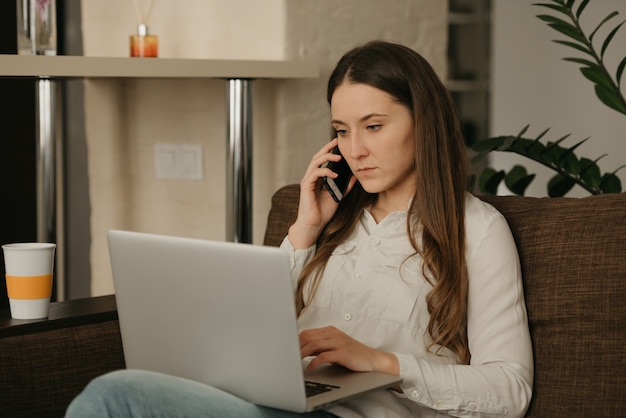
295, 40, 471, 364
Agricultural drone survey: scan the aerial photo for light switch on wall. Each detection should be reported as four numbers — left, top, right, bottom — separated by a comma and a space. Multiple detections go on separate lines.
154, 144, 203, 180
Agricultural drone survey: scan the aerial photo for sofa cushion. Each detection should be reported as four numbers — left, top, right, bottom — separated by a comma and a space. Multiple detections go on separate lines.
480, 193, 626, 417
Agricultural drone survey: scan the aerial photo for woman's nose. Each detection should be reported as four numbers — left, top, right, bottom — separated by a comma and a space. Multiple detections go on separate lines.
348, 133, 367, 159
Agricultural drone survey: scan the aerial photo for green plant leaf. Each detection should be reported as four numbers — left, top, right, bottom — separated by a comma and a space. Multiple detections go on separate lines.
516, 124, 531, 138
580, 66, 614, 90
470, 136, 516, 153
537, 14, 572, 27
617, 56, 626, 87
590, 10, 619, 42
504, 165, 536, 196
526, 127, 550, 149
475, 128, 623, 196
547, 22, 587, 43
576, 0, 591, 19
508, 138, 541, 159
540, 135, 571, 165
595, 84, 626, 115
561, 150, 581, 174
548, 174, 576, 197
478, 168, 506, 195
601, 20, 625, 59
470, 150, 489, 164
533, 3, 570, 15
564, 57, 598, 68
579, 157, 603, 187
558, 137, 589, 173
600, 173, 622, 193
554, 40, 592, 55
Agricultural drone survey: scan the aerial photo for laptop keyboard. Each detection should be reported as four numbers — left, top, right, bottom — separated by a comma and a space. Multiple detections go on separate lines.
305, 380, 341, 397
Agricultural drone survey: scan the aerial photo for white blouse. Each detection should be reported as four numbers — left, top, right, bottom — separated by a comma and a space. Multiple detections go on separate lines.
281, 194, 533, 418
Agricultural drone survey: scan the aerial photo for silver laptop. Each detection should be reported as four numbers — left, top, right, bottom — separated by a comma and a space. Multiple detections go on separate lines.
107, 230, 402, 412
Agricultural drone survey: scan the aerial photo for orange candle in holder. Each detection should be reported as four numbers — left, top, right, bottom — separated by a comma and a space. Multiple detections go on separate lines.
130, 24, 158, 57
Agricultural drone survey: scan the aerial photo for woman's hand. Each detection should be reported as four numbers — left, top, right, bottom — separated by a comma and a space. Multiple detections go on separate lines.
287, 138, 356, 249
299, 326, 400, 376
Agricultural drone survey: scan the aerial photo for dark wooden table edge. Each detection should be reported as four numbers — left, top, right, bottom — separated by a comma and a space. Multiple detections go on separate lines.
0, 294, 118, 338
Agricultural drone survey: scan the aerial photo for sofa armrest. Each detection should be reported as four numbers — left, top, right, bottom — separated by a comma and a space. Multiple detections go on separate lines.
0, 296, 125, 418
263, 184, 300, 247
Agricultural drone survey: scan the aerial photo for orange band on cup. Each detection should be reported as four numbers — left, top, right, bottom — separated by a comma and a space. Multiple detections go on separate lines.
5, 274, 53, 299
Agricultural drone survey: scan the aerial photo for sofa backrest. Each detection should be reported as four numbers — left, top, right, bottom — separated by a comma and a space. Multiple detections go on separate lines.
479, 193, 626, 417
264, 184, 626, 418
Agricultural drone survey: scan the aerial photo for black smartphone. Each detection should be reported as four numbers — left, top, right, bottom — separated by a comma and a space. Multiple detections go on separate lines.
322, 146, 352, 202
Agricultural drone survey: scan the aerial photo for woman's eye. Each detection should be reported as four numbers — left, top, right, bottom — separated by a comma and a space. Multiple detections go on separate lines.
367, 125, 381, 132
336, 129, 348, 136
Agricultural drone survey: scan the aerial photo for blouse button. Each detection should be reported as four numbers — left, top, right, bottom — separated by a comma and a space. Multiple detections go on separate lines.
411, 390, 419, 399
468, 403, 478, 411
343, 313, 352, 321
371, 237, 381, 246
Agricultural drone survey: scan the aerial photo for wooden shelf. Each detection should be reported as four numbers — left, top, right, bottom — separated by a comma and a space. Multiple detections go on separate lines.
0, 55, 319, 79
0, 54, 319, 268
0, 295, 118, 338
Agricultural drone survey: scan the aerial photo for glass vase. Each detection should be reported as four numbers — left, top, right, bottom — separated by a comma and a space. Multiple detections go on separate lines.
16, 0, 57, 55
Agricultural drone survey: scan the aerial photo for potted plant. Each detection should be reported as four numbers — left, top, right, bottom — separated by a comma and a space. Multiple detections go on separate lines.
471, 0, 625, 197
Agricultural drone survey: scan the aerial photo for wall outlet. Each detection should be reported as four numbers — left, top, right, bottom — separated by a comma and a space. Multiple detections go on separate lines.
154, 143, 203, 180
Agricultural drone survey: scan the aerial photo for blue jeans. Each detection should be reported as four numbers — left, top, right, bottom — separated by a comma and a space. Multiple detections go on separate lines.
65, 370, 338, 418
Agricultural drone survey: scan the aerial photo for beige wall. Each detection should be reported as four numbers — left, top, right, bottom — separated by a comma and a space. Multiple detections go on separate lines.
80, 0, 448, 295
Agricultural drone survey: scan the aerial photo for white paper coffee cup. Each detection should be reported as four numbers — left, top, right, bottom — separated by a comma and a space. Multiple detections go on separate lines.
2, 243, 56, 319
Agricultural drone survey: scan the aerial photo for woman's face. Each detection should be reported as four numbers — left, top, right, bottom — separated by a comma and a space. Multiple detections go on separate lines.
330, 82, 417, 203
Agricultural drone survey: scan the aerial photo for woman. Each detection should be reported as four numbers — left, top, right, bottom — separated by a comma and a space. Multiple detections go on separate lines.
66, 40, 533, 418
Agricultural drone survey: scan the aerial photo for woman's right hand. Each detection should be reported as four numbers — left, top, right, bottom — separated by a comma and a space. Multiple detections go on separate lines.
287, 138, 356, 249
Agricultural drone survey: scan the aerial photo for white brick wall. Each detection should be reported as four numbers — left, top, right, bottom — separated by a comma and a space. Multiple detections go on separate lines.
81, 0, 447, 295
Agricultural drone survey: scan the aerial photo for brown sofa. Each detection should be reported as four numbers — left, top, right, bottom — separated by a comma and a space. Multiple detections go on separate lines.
2, 184, 625, 417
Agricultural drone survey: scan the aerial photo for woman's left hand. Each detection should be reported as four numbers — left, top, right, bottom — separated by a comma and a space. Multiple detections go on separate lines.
299, 326, 400, 375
